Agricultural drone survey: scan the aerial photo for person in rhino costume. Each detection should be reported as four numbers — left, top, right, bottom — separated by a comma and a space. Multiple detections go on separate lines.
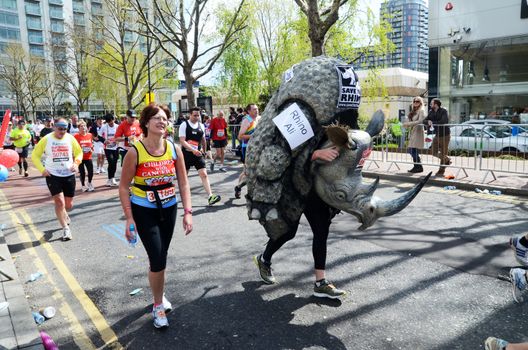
246, 56, 431, 298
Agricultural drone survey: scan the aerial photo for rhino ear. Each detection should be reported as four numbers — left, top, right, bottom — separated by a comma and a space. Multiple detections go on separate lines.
365, 110, 385, 137
325, 124, 349, 148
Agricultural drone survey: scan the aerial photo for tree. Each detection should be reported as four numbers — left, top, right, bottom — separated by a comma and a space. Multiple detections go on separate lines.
52, 25, 94, 112
0, 43, 47, 120
90, 0, 166, 110
41, 62, 66, 117
130, 0, 248, 109
293, 0, 349, 57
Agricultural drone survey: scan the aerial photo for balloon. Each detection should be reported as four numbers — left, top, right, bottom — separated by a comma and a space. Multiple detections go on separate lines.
0, 164, 8, 182
0, 149, 19, 168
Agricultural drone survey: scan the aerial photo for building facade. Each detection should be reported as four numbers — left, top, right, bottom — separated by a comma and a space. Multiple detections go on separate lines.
356, 0, 429, 73
428, 0, 528, 122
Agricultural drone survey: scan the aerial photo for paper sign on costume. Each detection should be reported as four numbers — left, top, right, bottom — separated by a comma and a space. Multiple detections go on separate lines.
272, 103, 314, 150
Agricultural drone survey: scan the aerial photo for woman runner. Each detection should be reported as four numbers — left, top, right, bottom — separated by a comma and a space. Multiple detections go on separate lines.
119, 103, 192, 329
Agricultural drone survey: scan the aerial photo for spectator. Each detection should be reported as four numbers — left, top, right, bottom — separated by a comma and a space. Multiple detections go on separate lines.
424, 98, 450, 176
403, 96, 426, 173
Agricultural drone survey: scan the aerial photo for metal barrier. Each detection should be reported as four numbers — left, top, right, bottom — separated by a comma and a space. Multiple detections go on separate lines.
365, 122, 527, 182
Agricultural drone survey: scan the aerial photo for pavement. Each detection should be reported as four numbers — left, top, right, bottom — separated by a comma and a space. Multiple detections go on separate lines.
0, 151, 527, 349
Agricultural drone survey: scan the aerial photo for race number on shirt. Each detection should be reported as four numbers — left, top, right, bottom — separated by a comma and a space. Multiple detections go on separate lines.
146, 187, 175, 203
216, 130, 225, 137
188, 140, 199, 150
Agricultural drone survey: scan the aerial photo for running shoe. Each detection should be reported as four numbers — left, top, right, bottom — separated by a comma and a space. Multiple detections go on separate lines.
510, 236, 528, 266
485, 337, 509, 350
219, 167, 227, 172
253, 254, 276, 284
510, 268, 527, 303
234, 186, 241, 199
62, 226, 72, 241
152, 304, 169, 329
82, 186, 88, 192
106, 179, 114, 187
313, 279, 347, 299
162, 294, 172, 313
209, 162, 214, 173
87, 183, 95, 192
112, 178, 119, 186
101, 168, 106, 173
24, 171, 29, 177
208, 194, 221, 205
96, 168, 101, 175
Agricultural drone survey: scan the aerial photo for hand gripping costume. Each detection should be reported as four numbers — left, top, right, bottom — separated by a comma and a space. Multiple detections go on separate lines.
245, 56, 430, 240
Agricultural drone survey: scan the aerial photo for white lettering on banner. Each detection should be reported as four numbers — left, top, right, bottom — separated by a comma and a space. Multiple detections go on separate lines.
272, 103, 314, 150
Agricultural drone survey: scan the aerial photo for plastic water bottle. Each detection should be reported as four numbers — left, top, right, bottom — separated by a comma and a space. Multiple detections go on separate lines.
443, 186, 456, 190
27, 272, 43, 282
129, 224, 137, 248
490, 190, 502, 196
32, 311, 45, 325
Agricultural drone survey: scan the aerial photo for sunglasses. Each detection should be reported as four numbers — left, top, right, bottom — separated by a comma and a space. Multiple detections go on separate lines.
413, 100, 421, 103
56, 127, 67, 131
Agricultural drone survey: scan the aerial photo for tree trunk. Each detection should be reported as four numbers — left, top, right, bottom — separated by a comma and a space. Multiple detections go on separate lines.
184, 69, 196, 109
311, 38, 324, 57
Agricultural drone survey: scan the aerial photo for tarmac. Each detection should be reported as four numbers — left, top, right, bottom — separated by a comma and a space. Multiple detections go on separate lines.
0, 156, 526, 350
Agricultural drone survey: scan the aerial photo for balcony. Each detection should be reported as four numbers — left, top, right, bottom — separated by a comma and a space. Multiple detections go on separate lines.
25, 4, 41, 16
49, 7, 63, 19
48, 0, 63, 5
73, 2, 84, 13
26, 20, 42, 30
28, 34, 44, 45
50, 22, 64, 33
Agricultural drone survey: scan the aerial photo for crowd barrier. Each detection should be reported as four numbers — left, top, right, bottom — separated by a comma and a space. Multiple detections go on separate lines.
174, 121, 527, 182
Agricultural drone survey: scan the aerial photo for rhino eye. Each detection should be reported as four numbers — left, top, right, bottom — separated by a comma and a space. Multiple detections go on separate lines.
335, 191, 347, 200
369, 206, 375, 213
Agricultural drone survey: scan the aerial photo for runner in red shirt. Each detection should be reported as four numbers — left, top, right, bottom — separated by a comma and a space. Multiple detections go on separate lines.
115, 109, 142, 165
209, 110, 228, 172
74, 120, 95, 192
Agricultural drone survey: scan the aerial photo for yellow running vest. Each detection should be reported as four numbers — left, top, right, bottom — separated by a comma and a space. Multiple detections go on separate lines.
130, 140, 178, 207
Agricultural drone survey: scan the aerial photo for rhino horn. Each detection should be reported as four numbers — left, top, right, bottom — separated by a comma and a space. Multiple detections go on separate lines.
365, 110, 385, 137
363, 177, 379, 196
376, 172, 431, 216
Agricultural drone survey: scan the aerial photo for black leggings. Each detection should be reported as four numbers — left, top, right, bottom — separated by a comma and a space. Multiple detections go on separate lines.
131, 203, 177, 272
262, 191, 335, 270
78, 159, 93, 186
104, 149, 118, 179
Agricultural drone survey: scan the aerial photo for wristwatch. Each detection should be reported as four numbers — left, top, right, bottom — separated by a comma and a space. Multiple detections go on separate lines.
184, 208, 193, 215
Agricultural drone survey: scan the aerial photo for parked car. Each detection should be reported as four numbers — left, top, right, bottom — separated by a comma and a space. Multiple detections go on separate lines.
449, 125, 528, 153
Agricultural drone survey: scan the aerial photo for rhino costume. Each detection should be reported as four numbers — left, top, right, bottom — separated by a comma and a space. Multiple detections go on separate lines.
246, 56, 430, 241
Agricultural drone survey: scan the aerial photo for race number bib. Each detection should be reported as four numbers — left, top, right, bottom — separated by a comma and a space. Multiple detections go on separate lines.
188, 140, 199, 150
146, 187, 175, 203
216, 130, 225, 137
15, 147, 23, 153
107, 137, 116, 148
82, 146, 91, 153
205, 129, 211, 138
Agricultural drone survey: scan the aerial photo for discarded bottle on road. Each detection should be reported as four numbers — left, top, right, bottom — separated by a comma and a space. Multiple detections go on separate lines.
129, 224, 137, 248
32, 311, 45, 325
490, 190, 502, 195
27, 272, 43, 282
475, 188, 482, 193
443, 186, 456, 190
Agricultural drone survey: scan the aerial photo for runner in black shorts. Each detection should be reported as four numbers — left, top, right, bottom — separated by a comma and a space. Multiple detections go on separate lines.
32, 118, 83, 241
46, 175, 76, 197
178, 107, 221, 205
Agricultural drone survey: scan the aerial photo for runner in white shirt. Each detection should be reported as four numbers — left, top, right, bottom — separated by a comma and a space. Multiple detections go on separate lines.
100, 114, 119, 186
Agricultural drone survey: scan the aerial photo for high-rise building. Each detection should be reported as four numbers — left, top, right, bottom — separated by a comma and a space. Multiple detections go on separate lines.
356, 0, 429, 73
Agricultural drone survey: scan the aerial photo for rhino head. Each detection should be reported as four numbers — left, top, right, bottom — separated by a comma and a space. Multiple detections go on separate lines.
312, 110, 431, 230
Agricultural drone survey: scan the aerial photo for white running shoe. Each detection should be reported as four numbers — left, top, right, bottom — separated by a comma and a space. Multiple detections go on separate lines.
162, 294, 172, 313
87, 183, 95, 192
81, 186, 88, 192
510, 268, 527, 303
112, 178, 119, 186
62, 226, 72, 241
106, 179, 114, 187
95, 168, 101, 175
101, 168, 106, 173
152, 304, 169, 329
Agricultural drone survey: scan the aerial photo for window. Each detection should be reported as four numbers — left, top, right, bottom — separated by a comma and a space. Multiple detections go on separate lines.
0, 25, 19, 39
49, 6, 63, 19
0, 0, 16, 10
0, 11, 18, 25
51, 19, 64, 32
73, 0, 84, 13
25, 2, 41, 16
28, 30, 43, 44
26, 16, 41, 30
29, 44, 44, 57
91, 3, 102, 15
73, 13, 84, 25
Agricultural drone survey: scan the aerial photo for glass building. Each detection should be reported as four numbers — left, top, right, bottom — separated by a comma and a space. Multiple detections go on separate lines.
428, 0, 528, 122
356, 0, 429, 73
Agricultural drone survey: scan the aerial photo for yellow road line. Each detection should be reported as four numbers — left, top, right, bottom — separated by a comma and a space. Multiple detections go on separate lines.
19, 209, 123, 349
7, 210, 95, 349
0, 189, 123, 349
